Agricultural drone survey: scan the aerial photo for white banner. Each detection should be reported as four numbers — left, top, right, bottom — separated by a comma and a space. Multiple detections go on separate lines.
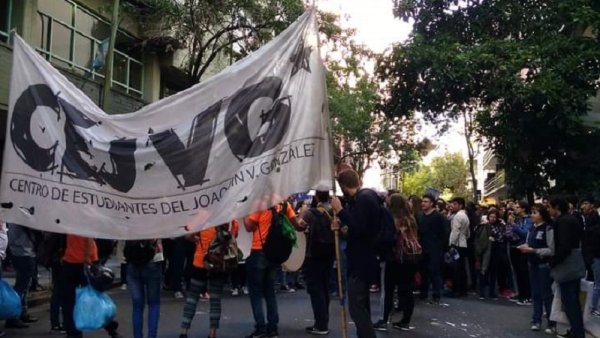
0, 10, 332, 239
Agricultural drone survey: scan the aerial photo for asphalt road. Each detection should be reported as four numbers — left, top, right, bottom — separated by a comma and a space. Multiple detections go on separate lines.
5, 288, 590, 338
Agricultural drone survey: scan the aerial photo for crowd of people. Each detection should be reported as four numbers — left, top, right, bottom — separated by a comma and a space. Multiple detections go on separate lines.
0, 168, 599, 338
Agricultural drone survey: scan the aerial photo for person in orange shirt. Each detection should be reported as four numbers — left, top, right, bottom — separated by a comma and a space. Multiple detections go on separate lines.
60, 234, 122, 338
243, 201, 300, 338
179, 220, 239, 338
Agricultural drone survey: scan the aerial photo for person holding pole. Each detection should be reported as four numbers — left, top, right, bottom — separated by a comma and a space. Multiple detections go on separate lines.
331, 170, 380, 338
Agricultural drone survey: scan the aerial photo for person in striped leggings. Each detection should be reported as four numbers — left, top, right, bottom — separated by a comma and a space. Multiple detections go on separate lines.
179, 221, 238, 338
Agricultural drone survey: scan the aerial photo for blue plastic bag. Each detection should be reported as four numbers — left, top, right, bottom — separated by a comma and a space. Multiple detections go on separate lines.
0, 279, 21, 320
74, 285, 116, 331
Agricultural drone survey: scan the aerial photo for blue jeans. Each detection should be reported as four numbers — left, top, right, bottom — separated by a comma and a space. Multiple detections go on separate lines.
127, 262, 162, 338
591, 258, 600, 311
559, 279, 585, 338
246, 250, 278, 333
529, 263, 555, 326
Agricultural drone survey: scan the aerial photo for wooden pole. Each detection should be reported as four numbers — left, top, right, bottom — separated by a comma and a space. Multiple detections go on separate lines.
309, 1, 349, 336
101, 0, 120, 110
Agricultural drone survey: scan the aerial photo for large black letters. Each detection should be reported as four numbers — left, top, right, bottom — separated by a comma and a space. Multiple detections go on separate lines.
10, 84, 60, 172
10, 85, 137, 192
150, 101, 221, 189
224, 77, 291, 160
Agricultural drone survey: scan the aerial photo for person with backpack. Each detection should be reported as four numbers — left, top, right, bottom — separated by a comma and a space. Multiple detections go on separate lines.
179, 221, 240, 338
244, 199, 300, 338
124, 239, 163, 338
298, 190, 335, 335
5, 224, 39, 329
373, 194, 421, 332
60, 234, 122, 338
331, 169, 381, 338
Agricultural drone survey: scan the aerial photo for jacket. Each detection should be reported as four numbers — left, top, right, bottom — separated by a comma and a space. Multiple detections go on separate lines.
337, 189, 380, 281
7, 223, 36, 257
417, 210, 447, 255
551, 213, 583, 268
449, 210, 470, 248
526, 222, 554, 266
582, 211, 600, 263
513, 215, 533, 245
474, 223, 491, 274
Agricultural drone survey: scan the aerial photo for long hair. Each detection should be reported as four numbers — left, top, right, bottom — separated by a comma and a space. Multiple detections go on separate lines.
389, 194, 417, 233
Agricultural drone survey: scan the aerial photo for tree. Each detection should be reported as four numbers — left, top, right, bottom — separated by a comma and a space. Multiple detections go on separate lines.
401, 152, 468, 198
378, 0, 600, 202
124, 0, 304, 86
323, 12, 426, 179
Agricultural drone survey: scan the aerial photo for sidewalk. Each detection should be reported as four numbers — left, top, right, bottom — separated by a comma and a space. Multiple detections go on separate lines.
1, 258, 122, 307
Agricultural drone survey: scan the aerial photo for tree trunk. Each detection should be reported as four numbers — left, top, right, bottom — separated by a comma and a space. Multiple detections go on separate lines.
462, 110, 478, 201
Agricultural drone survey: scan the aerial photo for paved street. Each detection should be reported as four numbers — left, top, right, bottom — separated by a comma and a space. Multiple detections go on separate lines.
5, 288, 586, 338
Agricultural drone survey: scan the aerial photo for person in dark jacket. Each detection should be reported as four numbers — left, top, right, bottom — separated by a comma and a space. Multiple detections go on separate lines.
511, 201, 533, 305
548, 196, 584, 338
591, 223, 600, 317
331, 169, 379, 338
417, 194, 447, 304
581, 196, 599, 281
518, 204, 556, 334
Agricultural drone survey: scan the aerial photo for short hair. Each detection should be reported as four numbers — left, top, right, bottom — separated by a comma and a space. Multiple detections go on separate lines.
450, 197, 466, 209
487, 209, 501, 221
532, 204, 552, 223
580, 195, 596, 205
422, 194, 436, 204
548, 195, 569, 214
517, 200, 530, 213
315, 190, 329, 203
337, 170, 360, 189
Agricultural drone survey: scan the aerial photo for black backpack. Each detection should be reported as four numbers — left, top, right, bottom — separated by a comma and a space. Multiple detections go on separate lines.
307, 207, 335, 258
360, 189, 397, 261
124, 240, 156, 266
261, 202, 294, 264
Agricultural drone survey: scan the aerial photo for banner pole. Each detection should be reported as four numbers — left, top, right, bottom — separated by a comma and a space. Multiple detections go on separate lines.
310, 4, 349, 337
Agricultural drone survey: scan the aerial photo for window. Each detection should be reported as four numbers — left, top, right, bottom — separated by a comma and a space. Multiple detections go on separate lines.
35, 0, 143, 97
0, 0, 13, 43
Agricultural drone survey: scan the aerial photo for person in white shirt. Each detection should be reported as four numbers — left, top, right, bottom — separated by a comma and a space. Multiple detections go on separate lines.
448, 197, 470, 297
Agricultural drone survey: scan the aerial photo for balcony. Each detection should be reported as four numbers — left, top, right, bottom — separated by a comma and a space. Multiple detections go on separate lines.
484, 170, 506, 196
482, 149, 497, 171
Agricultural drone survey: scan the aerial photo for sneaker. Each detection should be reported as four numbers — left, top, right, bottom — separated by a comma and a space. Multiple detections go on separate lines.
232, 288, 240, 296
242, 286, 249, 295
479, 296, 486, 300
174, 291, 184, 299
179, 334, 189, 338
373, 320, 388, 332
305, 326, 329, 335
556, 329, 575, 338
244, 330, 267, 338
517, 299, 532, 306
369, 284, 380, 293
295, 283, 305, 290
120, 284, 127, 291
545, 326, 557, 335
20, 314, 38, 323
288, 288, 296, 293
591, 309, 600, 317
392, 322, 415, 331
50, 325, 66, 334
508, 296, 520, 302
265, 331, 279, 338
531, 323, 541, 331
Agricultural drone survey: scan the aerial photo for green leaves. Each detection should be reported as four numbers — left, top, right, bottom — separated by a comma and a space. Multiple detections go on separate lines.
380, 0, 600, 199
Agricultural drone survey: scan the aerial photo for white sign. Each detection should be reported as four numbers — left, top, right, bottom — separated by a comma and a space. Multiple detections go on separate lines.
0, 10, 332, 239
